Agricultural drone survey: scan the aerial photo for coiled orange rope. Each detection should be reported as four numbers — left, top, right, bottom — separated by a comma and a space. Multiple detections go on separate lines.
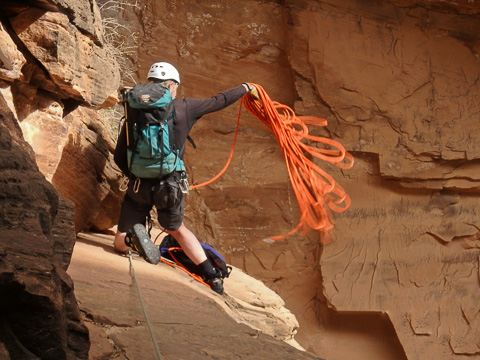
191, 84, 353, 244
244, 84, 353, 243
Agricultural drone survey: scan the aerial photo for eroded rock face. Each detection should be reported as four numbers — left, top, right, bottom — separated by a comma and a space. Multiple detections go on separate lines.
19, 93, 67, 181
286, 2, 480, 358
10, 8, 118, 108
0, 22, 25, 82
0, 0, 123, 233
52, 106, 123, 233
0, 0, 121, 358
110, 1, 480, 359
0, 95, 89, 359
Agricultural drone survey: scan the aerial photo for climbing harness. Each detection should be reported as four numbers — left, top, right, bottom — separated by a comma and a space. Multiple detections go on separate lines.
127, 250, 163, 360
190, 84, 353, 243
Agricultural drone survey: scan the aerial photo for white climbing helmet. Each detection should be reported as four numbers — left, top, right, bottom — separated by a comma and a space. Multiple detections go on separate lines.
147, 62, 180, 84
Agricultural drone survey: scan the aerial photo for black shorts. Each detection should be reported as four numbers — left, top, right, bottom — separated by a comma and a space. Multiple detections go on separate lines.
117, 173, 184, 233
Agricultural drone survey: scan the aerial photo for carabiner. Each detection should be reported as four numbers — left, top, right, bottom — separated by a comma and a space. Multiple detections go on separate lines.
119, 177, 129, 191
178, 173, 190, 196
133, 178, 141, 193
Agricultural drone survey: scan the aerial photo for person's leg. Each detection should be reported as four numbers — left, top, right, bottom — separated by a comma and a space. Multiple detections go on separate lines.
115, 180, 160, 264
167, 223, 224, 294
167, 223, 207, 265
115, 194, 148, 254
156, 174, 224, 293
155, 177, 207, 264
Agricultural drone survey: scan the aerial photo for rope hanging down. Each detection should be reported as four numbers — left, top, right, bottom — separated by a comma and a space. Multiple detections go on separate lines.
243, 84, 353, 242
128, 251, 163, 360
190, 84, 353, 243
189, 98, 242, 190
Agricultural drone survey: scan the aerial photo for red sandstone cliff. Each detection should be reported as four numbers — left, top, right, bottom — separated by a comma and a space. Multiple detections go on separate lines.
1, 0, 479, 359
0, 0, 120, 358
109, 1, 480, 359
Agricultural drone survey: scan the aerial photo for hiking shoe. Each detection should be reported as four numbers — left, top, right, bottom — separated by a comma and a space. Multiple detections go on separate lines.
205, 275, 224, 295
125, 224, 160, 265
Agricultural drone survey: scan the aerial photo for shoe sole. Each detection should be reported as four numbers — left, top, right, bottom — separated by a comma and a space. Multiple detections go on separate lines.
132, 224, 160, 265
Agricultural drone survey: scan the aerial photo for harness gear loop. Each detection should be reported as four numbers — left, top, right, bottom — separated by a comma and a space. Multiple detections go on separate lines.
119, 177, 129, 191
133, 178, 141, 193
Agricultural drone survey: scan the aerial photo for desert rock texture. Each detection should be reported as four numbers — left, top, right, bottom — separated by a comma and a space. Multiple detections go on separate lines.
111, 1, 480, 359
68, 231, 323, 360
1, 0, 480, 359
0, 0, 120, 358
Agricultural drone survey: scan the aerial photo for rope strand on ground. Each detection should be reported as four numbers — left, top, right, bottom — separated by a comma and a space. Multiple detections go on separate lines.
128, 251, 163, 360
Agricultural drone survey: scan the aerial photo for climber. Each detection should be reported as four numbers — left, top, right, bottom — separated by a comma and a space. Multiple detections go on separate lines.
113, 61, 259, 295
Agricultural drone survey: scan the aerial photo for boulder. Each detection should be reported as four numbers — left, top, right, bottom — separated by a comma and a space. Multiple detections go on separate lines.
52, 106, 124, 233
0, 22, 25, 82
19, 92, 67, 181
10, 8, 119, 108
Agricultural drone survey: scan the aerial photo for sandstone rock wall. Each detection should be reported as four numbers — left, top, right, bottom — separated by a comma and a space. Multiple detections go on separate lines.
304, 2, 480, 358
0, 0, 120, 358
0, 82, 89, 359
112, 1, 480, 359
2, 0, 478, 359
0, 0, 123, 233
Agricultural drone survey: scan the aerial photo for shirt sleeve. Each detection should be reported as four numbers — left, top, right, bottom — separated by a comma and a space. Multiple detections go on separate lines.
175, 85, 247, 130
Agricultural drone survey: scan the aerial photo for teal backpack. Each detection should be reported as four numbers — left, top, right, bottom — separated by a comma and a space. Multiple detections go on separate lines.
123, 83, 185, 179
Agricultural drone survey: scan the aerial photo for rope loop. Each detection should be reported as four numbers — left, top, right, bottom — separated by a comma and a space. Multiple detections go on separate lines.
190, 84, 354, 244
243, 84, 354, 243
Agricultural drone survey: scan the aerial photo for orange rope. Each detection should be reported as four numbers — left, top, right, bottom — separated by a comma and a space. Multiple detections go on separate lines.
189, 98, 242, 189
243, 84, 354, 243
160, 258, 210, 288
189, 84, 353, 244
164, 248, 210, 287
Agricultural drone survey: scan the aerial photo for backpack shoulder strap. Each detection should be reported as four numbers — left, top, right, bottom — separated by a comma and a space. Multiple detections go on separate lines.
187, 136, 196, 149
169, 106, 196, 159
